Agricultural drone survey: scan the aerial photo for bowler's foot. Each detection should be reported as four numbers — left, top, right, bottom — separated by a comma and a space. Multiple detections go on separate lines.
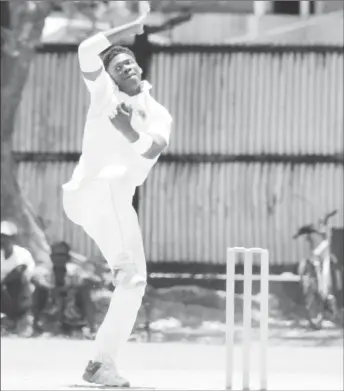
82, 360, 130, 387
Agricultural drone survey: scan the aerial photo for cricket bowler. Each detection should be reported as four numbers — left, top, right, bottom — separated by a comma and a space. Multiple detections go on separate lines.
62, 3, 172, 386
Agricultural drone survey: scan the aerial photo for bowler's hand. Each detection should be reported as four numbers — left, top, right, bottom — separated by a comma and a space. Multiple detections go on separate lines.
109, 103, 139, 142
110, 102, 131, 130
118, 101, 133, 117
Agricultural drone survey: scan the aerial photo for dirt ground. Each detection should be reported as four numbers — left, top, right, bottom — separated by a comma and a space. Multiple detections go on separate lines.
2, 285, 343, 390
1, 336, 343, 390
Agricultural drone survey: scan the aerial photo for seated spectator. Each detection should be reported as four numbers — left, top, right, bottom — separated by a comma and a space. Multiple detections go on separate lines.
1, 221, 35, 337
33, 242, 102, 337
63, 259, 102, 337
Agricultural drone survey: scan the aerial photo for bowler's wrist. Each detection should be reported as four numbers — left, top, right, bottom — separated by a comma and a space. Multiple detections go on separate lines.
114, 120, 139, 142
124, 127, 140, 143
131, 132, 153, 155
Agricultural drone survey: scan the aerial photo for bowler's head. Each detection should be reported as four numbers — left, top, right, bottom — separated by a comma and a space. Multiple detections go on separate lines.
101, 45, 142, 96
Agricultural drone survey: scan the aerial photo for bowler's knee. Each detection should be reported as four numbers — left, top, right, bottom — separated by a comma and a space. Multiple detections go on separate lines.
113, 264, 147, 293
118, 276, 147, 304
131, 278, 147, 300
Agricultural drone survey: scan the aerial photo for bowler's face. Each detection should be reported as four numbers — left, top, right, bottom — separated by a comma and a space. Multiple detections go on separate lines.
108, 53, 142, 95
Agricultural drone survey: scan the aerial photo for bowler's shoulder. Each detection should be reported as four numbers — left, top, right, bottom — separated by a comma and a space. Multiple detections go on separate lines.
143, 81, 172, 121
148, 94, 172, 123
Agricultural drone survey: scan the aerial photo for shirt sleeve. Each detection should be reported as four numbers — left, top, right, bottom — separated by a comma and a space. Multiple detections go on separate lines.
78, 32, 118, 113
146, 108, 173, 145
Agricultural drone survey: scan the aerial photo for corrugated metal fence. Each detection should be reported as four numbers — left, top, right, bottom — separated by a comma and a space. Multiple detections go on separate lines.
13, 49, 88, 153
151, 47, 343, 156
14, 44, 344, 266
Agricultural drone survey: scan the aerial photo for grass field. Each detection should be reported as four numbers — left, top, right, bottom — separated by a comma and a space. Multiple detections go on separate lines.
1, 336, 343, 390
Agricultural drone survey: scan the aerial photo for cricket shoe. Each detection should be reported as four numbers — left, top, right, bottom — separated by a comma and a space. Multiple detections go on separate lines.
82, 360, 130, 387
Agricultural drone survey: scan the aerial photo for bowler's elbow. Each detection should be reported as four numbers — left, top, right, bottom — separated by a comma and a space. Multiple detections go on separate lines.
78, 41, 103, 80
78, 40, 90, 63
78, 35, 96, 55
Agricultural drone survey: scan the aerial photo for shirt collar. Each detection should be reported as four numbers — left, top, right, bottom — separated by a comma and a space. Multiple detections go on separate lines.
140, 80, 152, 92
113, 80, 152, 100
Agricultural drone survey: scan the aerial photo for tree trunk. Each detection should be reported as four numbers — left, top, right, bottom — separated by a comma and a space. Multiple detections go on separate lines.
1, 1, 54, 268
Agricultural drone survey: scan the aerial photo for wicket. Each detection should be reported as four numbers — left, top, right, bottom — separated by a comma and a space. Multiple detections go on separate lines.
226, 247, 270, 391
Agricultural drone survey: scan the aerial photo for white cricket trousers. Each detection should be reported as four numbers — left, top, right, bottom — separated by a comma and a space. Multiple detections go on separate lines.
63, 173, 147, 366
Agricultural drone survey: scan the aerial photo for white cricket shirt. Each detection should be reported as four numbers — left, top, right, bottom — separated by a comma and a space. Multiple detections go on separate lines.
63, 33, 172, 193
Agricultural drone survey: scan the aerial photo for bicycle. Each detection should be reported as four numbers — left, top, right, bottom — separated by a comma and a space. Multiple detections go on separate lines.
293, 210, 343, 329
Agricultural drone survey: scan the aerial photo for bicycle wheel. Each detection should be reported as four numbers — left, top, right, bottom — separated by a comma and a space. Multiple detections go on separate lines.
326, 254, 344, 325
298, 258, 324, 329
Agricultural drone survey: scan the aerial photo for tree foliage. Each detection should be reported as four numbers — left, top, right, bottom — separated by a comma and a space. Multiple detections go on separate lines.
1, 0, 191, 270
1, 1, 55, 269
